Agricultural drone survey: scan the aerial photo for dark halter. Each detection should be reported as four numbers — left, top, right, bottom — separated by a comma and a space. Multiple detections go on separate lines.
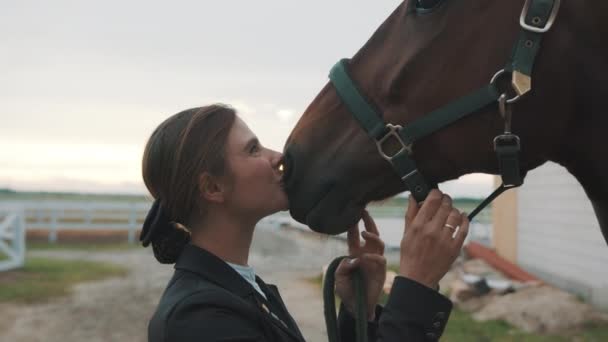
328, 0, 561, 222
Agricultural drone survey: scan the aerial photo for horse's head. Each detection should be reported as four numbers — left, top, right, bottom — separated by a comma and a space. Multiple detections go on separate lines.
284, 0, 573, 234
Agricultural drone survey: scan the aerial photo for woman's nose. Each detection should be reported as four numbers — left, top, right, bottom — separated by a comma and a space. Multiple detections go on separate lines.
270, 150, 284, 168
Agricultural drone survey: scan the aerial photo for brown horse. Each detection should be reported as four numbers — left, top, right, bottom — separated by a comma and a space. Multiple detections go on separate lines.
282, 0, 608, 244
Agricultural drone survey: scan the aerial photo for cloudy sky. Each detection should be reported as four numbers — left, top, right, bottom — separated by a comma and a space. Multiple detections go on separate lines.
0, 0, 493, 197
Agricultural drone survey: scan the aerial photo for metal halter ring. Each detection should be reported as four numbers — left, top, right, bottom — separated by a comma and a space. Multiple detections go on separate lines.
490, 69, 522, 104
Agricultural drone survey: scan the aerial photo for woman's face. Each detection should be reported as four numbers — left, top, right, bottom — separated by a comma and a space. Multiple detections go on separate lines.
222, 116, 288, 218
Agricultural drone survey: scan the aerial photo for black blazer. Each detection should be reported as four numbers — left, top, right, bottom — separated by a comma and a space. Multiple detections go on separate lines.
148, 244, 452, 341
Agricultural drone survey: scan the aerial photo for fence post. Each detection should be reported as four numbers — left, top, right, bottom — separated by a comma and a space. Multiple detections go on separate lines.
128, 203, 136, 244
49, 209, 58, 243
36, 208, 43, 224
85, 203, 92, 227
17, 208, 26, 266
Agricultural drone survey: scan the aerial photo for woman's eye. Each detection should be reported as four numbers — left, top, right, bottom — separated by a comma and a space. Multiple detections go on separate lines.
250, 144, 260, 154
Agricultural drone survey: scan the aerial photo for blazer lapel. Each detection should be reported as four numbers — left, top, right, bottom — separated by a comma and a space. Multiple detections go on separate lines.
256, 278, 306, 342
174, 244, 306, 342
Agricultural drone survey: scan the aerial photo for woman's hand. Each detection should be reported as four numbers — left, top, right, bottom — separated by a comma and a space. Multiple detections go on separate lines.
399, 189, 469, 289
335, 210, 386, 320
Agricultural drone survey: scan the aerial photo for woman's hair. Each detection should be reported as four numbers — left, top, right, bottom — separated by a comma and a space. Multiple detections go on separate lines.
141, 104, 237, 263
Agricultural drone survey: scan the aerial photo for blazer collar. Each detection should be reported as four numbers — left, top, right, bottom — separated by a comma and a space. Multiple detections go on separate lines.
174, 244, 255, 298
174, 244, 306, 342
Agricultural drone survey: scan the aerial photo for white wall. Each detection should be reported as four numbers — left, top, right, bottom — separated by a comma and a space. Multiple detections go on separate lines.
517, 162, 608, 309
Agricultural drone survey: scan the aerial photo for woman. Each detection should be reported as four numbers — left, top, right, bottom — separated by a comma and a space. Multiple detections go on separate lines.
142, 104, 468, 341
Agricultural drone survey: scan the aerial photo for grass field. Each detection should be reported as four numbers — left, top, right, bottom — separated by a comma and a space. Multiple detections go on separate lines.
309, 269, 608, 341
442, 309, 608, 342
0, 257, 129, 304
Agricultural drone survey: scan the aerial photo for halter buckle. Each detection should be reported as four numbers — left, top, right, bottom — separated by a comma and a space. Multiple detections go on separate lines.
376, 124, 412, 161
519, 0, 561, 33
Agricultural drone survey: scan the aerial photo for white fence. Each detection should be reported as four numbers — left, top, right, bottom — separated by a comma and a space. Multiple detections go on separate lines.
0, 200, 492, 248
2, 201, 151, 244
0, 201, 295, 245
0, 207, 26, 272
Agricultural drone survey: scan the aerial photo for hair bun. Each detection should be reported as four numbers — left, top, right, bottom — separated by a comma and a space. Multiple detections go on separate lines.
151, 223, 191, 264
140, 200, 191, 264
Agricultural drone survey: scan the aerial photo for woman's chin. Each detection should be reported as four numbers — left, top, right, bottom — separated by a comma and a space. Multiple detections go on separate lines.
264, 196, 289, 215
277, 189, 289, 210
277, 197, 289, 212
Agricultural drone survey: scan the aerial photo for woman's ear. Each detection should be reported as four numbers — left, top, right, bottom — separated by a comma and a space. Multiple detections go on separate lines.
199, 173, 225, 204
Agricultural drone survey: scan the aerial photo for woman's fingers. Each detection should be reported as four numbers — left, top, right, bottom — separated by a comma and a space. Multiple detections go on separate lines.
361, 210, 384, 254
361, 231, 385, 255
453, 213, 470, 247
360, 253, 387, 266
440, 208, 463, 239
347, 225, 361, 254
405, 195, 419, 225
361, 210, 380, 236
335, 257, 360, 276
412, 190, 444, 226
336, 254, 385, 276
430, 195, 454, 229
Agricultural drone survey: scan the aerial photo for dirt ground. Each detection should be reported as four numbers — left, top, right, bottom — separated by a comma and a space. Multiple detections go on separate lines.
0, 227, 360, 342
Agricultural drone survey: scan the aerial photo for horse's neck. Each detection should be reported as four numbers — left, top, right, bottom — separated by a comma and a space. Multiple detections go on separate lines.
552, 78, 608, 244
568, 1, 608, 245
591, 201, 608, 245
553, 121, 608, 244
550, 0, 608, 209
552, 101, 608, 199
576, 115, 608, 244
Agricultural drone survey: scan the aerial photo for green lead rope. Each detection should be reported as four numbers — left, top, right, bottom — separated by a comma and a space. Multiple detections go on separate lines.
323, 256, 368, 342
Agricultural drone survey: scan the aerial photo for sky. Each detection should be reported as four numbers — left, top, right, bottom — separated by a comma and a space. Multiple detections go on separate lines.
0, 0, 494, 197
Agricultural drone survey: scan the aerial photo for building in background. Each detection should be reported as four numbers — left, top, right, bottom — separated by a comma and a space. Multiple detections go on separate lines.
492, 162, 608, 309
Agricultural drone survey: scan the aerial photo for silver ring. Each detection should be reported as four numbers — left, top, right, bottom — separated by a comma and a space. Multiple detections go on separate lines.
444, 224, 460, 239
489, 69, 522, 104
444, 224, 456, 231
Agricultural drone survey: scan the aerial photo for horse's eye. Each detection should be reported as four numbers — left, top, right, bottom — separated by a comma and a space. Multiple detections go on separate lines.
416, 0, 443, 11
